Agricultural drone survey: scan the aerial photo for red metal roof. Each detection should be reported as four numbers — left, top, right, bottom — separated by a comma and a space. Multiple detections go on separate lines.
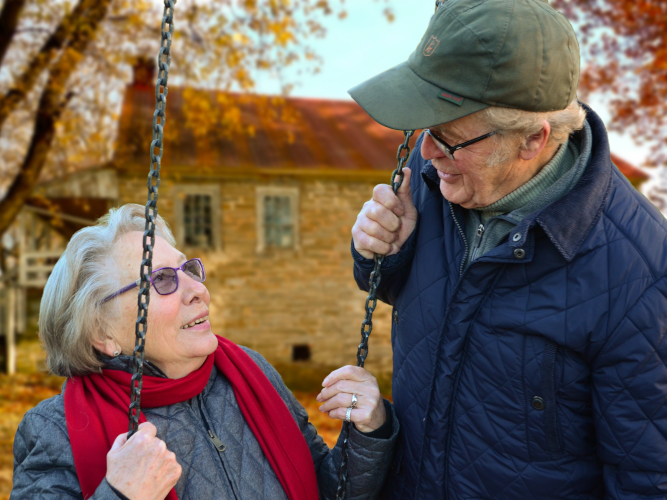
114, 85, 649, 187
610, 153, 649, 182
114, 86, 415, 175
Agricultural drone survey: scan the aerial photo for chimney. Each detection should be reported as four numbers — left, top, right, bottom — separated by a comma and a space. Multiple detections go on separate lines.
132, 57, 156, 88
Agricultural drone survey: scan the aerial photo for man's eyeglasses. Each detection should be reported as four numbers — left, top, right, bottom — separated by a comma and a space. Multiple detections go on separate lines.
101, 258, 206, 304
425, 128, 497, 160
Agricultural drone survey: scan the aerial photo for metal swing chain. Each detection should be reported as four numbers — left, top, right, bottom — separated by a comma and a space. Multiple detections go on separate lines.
335, 130, 415, 500
128, 0, 176, 438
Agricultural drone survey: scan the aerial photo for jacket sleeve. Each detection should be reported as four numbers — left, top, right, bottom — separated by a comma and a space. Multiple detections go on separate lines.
591, 277, 667, 499
12, 409, 124, 500
243, 348, 399, 500
306, 399, 398, 500
352, 136, 425, 306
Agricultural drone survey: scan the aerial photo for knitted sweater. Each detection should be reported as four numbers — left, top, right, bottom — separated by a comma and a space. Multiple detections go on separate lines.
463, 121, 592, 267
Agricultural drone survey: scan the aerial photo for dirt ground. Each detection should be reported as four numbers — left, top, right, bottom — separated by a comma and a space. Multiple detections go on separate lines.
0, 337, 345, 500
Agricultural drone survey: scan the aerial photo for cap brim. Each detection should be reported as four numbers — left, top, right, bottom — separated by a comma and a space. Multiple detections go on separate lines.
348, 62, 489, 131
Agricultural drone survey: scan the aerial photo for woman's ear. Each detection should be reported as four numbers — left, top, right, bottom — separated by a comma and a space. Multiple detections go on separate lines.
519, 121, 551, 161
93, 334, 120, 357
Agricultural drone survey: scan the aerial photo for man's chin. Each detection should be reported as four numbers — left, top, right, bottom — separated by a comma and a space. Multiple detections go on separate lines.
439, 181, 469, 207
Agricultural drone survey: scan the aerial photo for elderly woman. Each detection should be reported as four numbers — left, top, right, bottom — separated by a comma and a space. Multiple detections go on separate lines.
12, 204, 398, 500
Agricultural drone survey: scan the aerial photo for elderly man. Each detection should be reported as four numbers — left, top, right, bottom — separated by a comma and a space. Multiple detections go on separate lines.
350, 1, 667, 499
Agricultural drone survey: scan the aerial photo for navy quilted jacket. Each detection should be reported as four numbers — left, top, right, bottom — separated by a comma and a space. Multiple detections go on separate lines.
353, 105, 667, 500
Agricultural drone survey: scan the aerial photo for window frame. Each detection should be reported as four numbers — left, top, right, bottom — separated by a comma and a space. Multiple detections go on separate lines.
173, 184, 222, 251
255, 186, 300, 253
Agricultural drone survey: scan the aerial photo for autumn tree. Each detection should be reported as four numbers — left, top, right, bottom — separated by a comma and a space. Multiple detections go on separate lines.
551, 0, 667, 210
0, 0, 392, 236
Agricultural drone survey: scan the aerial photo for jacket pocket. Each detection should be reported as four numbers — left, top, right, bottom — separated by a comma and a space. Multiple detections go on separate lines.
391, 308, 399, 348
541, 339, 563, 458
524, 336, 564, 460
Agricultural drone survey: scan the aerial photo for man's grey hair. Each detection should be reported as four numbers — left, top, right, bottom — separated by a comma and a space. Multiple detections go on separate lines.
480, 99, 587, 167
39, 204, 176, 377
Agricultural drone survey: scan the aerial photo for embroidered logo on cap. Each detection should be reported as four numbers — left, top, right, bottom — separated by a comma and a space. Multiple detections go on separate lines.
438, 90, 465, 106
423, 36, 440, 57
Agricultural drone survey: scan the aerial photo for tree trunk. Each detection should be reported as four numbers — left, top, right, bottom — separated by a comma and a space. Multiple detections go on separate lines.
0, 0, 94, 131
0, 0, 27, 66
0, 0, 113, 236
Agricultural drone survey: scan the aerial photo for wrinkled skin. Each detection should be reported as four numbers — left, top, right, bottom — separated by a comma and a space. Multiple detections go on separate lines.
352, 110, 558, 259
94, 232, 387, 498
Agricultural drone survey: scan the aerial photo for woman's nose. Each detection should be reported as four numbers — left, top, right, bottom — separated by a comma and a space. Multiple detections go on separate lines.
181, 274, 208, 304
421, 131, 447, 161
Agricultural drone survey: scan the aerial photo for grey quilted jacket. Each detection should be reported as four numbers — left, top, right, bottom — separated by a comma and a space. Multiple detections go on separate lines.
12, 347, 398, 499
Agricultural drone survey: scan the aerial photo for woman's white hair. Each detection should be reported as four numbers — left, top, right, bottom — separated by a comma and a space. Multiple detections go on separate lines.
39, 204, 176, 377
479, 99, 587, 167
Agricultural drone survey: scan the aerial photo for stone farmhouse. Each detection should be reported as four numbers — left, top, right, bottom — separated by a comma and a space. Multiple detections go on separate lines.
0, 65, 651, 376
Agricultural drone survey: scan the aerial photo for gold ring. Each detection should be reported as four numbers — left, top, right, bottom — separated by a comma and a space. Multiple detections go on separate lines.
350, 393, 358, 409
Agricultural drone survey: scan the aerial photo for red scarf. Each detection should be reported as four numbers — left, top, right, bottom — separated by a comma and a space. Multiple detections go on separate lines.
64, 336, 319, 500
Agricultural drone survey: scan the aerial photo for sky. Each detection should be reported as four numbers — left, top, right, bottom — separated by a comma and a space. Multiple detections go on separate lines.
254, 0, 651, 168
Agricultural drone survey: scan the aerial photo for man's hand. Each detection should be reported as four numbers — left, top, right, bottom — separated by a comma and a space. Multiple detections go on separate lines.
106, 422, 182, 500
316, 366, 387, 433
352, 167, 417, 259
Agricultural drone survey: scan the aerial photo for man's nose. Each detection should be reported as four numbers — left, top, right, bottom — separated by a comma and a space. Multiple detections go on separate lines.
421, 132, 447, 161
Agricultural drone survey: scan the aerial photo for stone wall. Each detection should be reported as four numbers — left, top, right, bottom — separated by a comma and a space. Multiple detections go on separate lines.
117, 175, 395, 376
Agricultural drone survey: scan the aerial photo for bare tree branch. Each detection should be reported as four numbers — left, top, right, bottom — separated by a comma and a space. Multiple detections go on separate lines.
0, 0, 113, 235
0, 0, 28, 66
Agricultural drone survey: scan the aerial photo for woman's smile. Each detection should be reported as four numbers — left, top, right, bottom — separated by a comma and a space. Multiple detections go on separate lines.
180, 313, 210, 330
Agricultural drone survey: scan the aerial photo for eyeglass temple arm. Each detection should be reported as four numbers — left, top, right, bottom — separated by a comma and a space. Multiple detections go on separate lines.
452, 131, 497, 152
101, 279, 141, 304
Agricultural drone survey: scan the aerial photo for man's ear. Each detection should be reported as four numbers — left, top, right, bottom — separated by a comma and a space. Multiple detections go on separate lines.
93, 334, 119, 357
519, 121, 551, 161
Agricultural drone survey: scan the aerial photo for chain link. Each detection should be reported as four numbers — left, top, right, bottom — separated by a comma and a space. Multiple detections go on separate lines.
125, 0, 416, 492
335, 130, 414, 500
128, 0, 176, 438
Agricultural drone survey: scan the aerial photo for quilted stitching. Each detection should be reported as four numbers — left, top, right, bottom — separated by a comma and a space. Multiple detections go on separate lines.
11, 348, 400, 499
354, 109, 667, 499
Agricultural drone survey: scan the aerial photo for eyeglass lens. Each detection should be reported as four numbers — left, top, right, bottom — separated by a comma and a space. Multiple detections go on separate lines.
152, 268, 178, 295
426, 130, 455, 160
183, 259, 205, 281
151, 259, 205, 295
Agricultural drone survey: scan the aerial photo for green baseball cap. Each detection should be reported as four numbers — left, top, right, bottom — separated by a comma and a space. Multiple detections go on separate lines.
348, 0, 580, 131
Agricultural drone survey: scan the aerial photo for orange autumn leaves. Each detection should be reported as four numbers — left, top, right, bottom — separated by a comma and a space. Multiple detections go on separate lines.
552, 0, 667, 166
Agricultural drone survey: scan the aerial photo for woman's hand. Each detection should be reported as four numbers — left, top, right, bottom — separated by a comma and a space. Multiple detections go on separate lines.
316, 366, 387, 433
106, 422, 182, 500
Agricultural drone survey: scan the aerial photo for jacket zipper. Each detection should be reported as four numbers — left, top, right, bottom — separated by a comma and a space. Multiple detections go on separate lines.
441, 267, 507, 498
415, 203, 471, 497
449, 202, 469, 276
470, 223, 485, 264
196, 397, 238, 499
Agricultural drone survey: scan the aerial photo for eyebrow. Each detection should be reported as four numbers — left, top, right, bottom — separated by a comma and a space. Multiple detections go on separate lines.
153, 252, 188, 270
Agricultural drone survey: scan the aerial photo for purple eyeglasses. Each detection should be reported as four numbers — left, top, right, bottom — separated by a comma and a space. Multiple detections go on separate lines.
101, 258, 206, 304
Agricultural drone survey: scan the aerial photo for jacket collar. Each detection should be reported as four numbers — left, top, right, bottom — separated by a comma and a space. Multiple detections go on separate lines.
532, 104, 612, 261
421, 104, 612, 262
